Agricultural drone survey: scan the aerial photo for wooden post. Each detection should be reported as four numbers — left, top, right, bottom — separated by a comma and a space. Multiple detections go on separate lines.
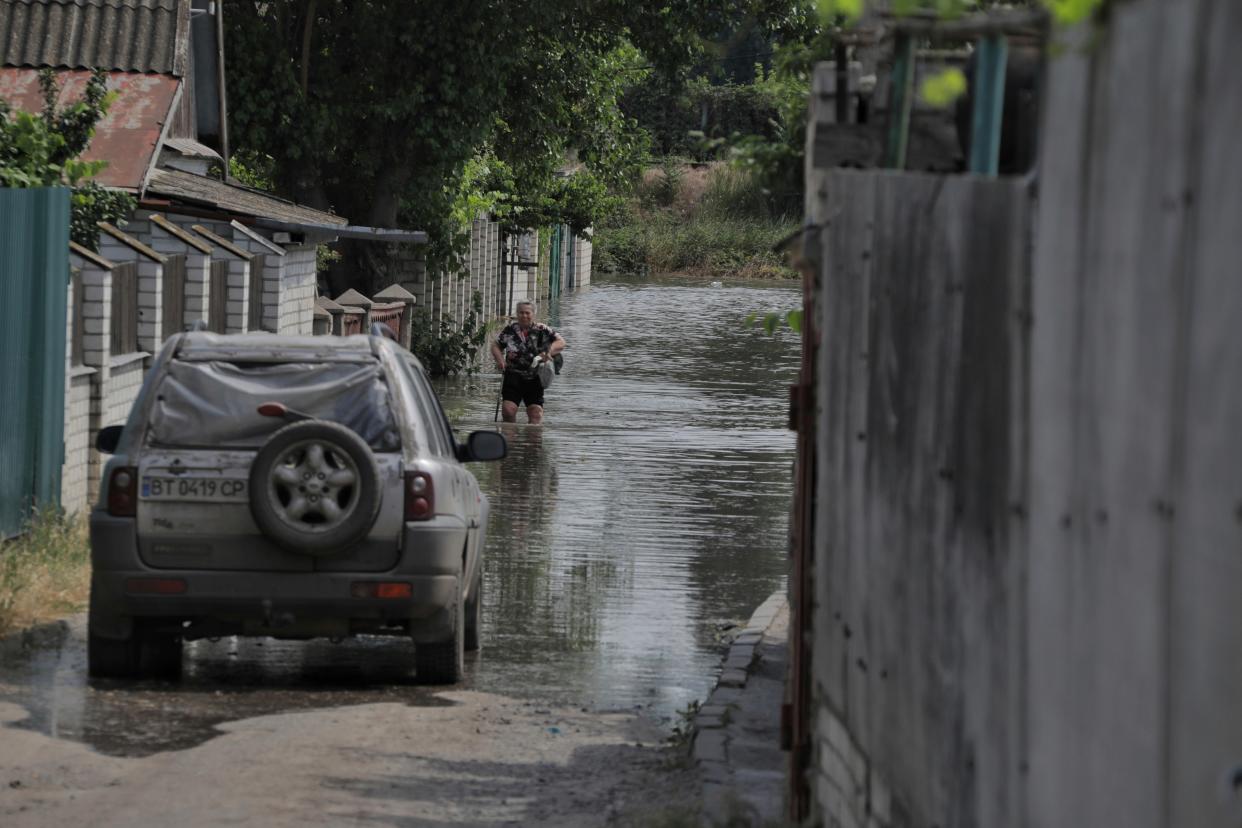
968, 35, 1009, 175
884, 32, 915, 169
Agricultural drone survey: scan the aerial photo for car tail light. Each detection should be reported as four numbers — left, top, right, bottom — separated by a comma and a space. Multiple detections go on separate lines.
405, 471, 435, 520
351, 582, 413, 599
108, 466, 138, 516
125, 578, 187, 595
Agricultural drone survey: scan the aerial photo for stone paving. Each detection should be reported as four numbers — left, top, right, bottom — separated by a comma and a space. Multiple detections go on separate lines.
693, 591, 790, 826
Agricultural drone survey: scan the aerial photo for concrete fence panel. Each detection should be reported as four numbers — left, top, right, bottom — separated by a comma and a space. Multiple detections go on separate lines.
808, 168, 1032, 828
1027, 2, 1242, 827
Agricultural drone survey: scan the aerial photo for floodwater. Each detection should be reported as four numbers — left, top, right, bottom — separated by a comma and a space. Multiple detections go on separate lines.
0, 274, 800, 756
439, 275, 801, 717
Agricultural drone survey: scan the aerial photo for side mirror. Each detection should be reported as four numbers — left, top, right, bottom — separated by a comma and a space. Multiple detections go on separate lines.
458, 430, 507, 462
95, 425, 123, 454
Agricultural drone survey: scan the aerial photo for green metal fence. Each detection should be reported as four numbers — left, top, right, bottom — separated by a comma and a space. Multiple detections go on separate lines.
0, 188, 70, 537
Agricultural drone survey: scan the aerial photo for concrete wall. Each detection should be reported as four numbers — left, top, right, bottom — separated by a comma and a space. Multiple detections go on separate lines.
802, 2, 1242, 825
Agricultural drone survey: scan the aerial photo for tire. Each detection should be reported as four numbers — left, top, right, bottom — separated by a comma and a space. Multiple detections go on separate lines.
416, 581, 465, 684
249, 420, 381, 556
139, 627, 183, 679
88, 629, 140, 678
464, 570, 483, 652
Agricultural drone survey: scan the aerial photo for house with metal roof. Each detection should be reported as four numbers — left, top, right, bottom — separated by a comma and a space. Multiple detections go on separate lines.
0, 0, 425, 329
0, 0, 432, 514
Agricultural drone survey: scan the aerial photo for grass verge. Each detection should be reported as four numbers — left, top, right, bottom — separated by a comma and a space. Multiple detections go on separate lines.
0, 510, 91, 637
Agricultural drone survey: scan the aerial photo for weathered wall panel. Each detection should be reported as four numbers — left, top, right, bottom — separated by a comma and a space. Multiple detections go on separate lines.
809, 168, 1031, 828
806, 1, 1242, 826
1027, 1, 1242, 826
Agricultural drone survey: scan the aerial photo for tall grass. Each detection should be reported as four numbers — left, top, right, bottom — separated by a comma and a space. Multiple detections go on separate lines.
0, 510, 90, 637
595, 162, 799, 280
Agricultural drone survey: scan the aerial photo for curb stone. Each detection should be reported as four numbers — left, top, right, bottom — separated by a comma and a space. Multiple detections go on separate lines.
692, 591, 788, 825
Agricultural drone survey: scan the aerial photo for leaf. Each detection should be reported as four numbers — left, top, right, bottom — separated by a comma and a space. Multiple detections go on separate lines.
785, 309, 803, 334
816, 0, 864, 23
744, 311, 758, 327
763, 313, 779, 336
919, 67, 967, 109
1042, 0, 1106, 25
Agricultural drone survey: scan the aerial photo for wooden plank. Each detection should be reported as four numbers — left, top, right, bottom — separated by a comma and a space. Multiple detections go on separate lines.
208, 260, 228, 334
110, 262, 138, 354
161, 254, 186, 340
1029, 3, 1188, 824
1024, 16, 1095, 828
1169, 1, 1242, 825
247, 254, 267, 332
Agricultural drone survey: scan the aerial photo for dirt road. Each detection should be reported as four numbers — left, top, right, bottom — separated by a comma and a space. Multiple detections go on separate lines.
0, 618, 698, 827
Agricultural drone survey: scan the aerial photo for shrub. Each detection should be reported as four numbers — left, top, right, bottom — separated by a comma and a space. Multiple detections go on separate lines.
409, 290, 491, 377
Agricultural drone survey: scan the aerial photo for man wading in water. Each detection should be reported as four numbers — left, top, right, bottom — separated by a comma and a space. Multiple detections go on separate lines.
491, 300, 566, 424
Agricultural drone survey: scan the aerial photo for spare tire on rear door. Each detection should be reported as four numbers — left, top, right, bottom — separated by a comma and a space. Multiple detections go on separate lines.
249, 420, 381, 556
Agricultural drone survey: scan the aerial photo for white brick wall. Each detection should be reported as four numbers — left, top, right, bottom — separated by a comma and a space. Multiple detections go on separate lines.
813, 706, 892, 828
105, 358, 145, 428
136, 258, 163, 352
141, 217, 213, 332
60, 275, 94, 513
60, 371, 93, 513
226, 258, 250, 333
280, 245, 317, 334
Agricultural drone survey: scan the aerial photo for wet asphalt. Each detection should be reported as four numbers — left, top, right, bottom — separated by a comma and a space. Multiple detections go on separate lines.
0, 274, 800, 758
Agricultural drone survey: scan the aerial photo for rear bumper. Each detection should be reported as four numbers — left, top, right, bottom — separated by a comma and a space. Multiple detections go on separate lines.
89, 511, 468, 643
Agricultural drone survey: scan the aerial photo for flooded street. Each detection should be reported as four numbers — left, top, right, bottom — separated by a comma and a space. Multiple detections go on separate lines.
0, 274, 799, 826
440, 276, 801, 721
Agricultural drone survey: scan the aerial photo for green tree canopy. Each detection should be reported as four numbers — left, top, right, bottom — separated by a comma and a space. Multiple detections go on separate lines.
222, 0, 785, 292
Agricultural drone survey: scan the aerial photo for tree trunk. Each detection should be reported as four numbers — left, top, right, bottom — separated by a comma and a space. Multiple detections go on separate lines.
325, 162, 412, 296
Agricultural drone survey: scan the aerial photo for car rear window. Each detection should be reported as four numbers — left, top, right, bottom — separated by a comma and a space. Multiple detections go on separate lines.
147, 359, 401, 450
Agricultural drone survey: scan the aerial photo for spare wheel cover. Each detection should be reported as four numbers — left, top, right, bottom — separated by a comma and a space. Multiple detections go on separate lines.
248, 420, 382, 556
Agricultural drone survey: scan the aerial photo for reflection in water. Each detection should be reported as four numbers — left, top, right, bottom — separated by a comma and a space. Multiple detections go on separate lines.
442, 276, 800, 720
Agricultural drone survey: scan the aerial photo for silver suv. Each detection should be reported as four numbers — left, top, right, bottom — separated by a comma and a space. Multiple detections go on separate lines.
89, 331, 505, 684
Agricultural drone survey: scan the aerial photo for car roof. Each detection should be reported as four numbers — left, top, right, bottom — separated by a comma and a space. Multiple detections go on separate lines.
173, 331, 409, 364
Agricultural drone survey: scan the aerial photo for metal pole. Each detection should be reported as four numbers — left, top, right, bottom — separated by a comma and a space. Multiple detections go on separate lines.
883, 33, 915, 170
968, 35, 1009, 175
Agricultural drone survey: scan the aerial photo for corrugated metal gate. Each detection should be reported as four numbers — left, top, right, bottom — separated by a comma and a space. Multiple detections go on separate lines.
0, 188, 70, 537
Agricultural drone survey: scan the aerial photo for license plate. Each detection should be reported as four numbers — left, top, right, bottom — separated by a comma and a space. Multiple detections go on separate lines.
141, 475, 248, 502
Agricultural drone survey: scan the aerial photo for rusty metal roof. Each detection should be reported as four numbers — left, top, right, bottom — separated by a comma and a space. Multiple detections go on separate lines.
0, 67, 177, 191
0, 0, 189, 76
147, 168, 350, 228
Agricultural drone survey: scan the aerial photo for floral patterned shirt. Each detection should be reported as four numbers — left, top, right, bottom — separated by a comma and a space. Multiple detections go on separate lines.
497, 322, 560, 375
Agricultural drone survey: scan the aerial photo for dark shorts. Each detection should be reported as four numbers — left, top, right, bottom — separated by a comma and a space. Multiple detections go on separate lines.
502, 371, 545, 408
